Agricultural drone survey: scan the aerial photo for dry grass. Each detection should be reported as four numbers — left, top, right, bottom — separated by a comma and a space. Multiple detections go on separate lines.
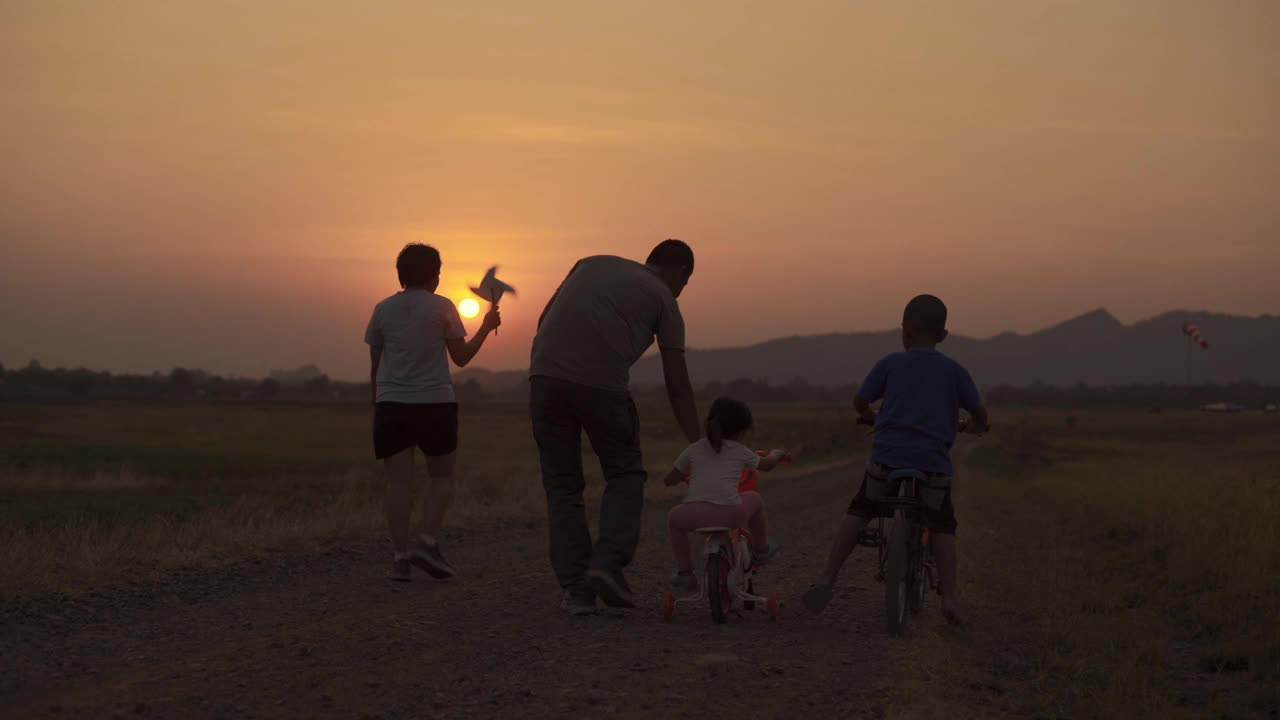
889, 409, 1280, 720
0, 400, 851, 598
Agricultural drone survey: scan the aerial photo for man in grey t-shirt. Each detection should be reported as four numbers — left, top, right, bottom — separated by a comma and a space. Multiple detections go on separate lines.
530, 240, 701, 613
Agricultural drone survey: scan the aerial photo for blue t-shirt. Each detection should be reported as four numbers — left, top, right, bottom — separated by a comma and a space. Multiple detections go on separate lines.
857, 348, 983, 475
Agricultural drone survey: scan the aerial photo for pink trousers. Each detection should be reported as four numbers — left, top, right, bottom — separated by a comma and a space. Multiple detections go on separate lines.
667, 491, 769, 573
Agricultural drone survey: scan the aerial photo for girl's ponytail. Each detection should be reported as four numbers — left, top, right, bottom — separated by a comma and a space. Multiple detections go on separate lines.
706, 412, 723, 452
703, 397, 751, 454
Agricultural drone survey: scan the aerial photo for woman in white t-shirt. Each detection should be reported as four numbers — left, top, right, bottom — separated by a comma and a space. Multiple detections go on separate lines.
365, 244, 501, 582
662, 397, 788, 591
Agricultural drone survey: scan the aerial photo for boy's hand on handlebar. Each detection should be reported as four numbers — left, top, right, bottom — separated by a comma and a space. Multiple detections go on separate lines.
959, 420, 990, 434
856, 415, 877, 435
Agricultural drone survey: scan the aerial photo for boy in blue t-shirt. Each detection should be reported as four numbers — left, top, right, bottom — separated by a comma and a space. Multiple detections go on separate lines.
803, 294, 989, 624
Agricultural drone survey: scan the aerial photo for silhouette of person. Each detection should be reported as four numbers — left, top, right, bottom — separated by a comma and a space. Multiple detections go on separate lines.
529, 240, 700, 613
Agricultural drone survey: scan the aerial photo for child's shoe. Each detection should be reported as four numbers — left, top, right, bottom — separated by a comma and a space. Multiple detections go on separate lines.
410, 535, 456, 579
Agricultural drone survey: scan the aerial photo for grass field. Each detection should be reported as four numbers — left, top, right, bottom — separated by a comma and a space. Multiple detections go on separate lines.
894, 409, 1280, 719
0, 400, 855, 597
4, 402, 1276, 717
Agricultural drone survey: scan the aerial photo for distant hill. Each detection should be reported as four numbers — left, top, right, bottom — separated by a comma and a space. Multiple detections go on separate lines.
624, 310, 1280, 388
457, 310, 1279, 390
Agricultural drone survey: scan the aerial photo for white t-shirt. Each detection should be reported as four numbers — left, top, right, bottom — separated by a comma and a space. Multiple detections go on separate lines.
673, 439, 761, 506
364, 290, 466, 404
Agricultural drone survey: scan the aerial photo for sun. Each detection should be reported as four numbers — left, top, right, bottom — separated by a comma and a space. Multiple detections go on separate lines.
458, 298, 480, 319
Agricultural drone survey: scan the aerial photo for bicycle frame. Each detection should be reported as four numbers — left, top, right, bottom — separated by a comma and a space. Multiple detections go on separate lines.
663, 527, 779, 623
662, 455, 788, 623
858, 468, 939, 635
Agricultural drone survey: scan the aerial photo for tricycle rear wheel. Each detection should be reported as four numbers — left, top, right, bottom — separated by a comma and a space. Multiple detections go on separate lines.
708, 551, 732, 624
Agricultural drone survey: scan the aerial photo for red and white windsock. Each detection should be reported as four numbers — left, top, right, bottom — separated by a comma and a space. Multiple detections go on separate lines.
1182, 322, 1209, 349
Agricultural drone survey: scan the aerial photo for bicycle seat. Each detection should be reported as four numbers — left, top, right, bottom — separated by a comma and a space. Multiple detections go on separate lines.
694, 527, 731, 534
887, 468, 928, 482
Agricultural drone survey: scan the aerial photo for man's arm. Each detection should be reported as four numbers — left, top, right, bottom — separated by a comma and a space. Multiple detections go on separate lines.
660, 347, 701, 443
368, 345, 382, 405
853, 395, 877, 425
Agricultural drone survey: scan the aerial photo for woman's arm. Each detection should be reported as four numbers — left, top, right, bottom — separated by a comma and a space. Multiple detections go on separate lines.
446, 308, 501, 367
368, 345, 382, 405
662, 467, 685, 487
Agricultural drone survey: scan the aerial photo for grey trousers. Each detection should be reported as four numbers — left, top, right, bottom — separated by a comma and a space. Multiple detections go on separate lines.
529, 375, 647, 591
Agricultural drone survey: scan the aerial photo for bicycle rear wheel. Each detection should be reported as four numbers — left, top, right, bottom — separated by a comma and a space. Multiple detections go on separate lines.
909, 541, 928, 615
884, 510, 909, 636
708, 551, 732, 624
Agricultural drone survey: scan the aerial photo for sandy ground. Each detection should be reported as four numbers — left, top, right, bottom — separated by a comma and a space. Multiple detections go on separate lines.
2, 464, 958, 719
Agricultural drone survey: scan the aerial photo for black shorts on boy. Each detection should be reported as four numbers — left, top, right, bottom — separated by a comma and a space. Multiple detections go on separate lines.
373, 402, 459, 459
846, 461, 958, 535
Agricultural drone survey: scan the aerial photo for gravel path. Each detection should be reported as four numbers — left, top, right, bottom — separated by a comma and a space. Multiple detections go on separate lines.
2, 463, 950, 719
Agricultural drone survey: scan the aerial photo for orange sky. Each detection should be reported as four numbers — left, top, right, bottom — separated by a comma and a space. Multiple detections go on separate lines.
2, 1, 1277, 379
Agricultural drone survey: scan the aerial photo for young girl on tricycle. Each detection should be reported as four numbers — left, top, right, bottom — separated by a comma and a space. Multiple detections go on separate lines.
661, 397, 790, 622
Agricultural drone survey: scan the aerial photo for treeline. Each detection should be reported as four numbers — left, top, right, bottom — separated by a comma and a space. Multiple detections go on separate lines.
669, 377, 1277, 410
2, 361, 1276, 409
983, 381, 1278, 410
0, 362, 485, 404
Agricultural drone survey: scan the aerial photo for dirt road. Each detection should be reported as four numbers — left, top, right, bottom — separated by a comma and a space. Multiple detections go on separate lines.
2, 463, 952, 719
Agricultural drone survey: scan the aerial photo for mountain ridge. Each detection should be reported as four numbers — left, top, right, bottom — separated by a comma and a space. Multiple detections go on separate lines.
457, 309, 1280, 389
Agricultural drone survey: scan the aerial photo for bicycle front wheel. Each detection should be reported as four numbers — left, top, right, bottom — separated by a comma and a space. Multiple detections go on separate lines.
884, 510, 909, 636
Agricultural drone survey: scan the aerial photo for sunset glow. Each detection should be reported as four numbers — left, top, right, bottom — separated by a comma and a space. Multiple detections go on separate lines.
458, 298, 481, 320
1, 1, 1276, 380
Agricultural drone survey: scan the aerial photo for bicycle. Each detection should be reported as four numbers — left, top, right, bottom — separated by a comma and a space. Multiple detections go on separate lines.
857, 466, 938, 636
855, 417, 986, 635
660, 525, 780, 624
661, 451, 788, 624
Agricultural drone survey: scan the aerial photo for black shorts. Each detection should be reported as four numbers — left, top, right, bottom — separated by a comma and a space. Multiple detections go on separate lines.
847, 462, 958, 535
373, 402, 459, 459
